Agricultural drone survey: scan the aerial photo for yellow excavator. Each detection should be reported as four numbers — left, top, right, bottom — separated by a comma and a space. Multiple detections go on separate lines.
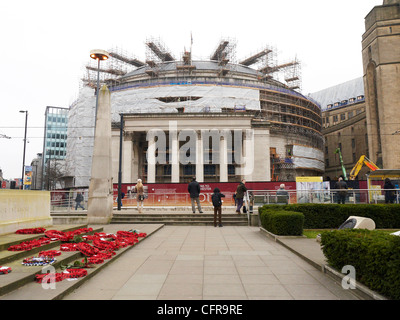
349, 155, 379, 180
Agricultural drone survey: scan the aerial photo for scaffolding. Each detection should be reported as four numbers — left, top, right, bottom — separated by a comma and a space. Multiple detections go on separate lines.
144, 37, 175, 78
176, 50, 196, 73
82, 46, 141, 88
238, 44, 303, 92
239, 47, 272, 67
210, 38, 237, 77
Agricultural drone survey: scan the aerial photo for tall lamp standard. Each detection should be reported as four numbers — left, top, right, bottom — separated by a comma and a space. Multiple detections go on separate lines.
19, 110, 28, 190
90, 49, 109, 122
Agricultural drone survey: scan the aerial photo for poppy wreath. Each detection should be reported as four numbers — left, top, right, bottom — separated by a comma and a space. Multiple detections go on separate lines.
82, 235, 98, 241
76, 242, 99, 257
116, 231, 136, 238
63, 268, 87, 279
0, 267, 12, 275
39, 250, 62, 257
137, 233, 147, 238
60, 243, 78, 251
35, 268, 87, 284
114, 239, 129, 248
8, 238, 50, 251
16, 228, 46, 234
45, 230, 71, 242
35, 272, 65, 283
94, 232, 116, 239
66, 227, 94, 238
116, 236, 137, 246
92, 238, 117, 251
93, 252, 112, 260
95, 249, 115, 260
84, 257, 104, 264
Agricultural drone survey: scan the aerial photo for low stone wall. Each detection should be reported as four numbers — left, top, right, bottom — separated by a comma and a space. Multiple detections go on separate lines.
0, 190, 52, 235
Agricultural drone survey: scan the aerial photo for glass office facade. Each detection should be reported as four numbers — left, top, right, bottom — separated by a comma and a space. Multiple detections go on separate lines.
42, 106, 69, 189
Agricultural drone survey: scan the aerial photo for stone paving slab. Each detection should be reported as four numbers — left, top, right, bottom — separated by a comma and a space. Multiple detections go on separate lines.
62, 225, 361, 301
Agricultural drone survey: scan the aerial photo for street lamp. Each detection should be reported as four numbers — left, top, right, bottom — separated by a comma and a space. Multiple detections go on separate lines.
19, 110, 28, 190
90, 49, 109, 122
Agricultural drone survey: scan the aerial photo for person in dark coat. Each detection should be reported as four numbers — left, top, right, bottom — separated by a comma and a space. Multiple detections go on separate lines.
75, 192, 85, 210
384, 178, 395, 204
212, 188, 225, 227
188, 177, 203, 213
334, 177, 347, 204
276, 183, 289, 204
235, 179, 247, 214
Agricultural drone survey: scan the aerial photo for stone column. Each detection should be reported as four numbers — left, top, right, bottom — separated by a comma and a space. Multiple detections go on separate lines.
87, 85, 113, 224
252, 128, 270, 181
132, 141, 139, 182
241, 129, 255, 181
122, 135, 132, 183
219, 130, 229, 182
147, 133, 156, 184
196, 130, 204, 183
171, 127, 180, 183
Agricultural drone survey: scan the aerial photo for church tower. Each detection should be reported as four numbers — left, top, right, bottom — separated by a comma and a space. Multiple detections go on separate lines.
362, 0, 400, 169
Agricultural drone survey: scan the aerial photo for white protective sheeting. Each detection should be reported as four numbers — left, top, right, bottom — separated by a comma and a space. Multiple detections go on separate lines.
67, 84, 260, 187
110, 85, 261, 121
65, 86, 96, 187
292, 145, 325, 172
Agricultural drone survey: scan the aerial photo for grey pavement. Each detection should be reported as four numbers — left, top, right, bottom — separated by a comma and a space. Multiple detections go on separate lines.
63, 225, 360, 300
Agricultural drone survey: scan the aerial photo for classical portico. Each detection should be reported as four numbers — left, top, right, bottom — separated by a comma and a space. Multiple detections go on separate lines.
111, 112, 271, 184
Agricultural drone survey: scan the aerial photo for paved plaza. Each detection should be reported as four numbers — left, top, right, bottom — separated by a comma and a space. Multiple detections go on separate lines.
63, 225, 359, 300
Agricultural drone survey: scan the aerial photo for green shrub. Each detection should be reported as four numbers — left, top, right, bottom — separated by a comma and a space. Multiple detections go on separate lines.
320, 229, 400, 300
259, 204, 400, 229
260, 209, 304, 236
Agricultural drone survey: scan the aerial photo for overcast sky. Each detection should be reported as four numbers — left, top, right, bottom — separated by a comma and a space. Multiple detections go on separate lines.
0, 0, 382, 180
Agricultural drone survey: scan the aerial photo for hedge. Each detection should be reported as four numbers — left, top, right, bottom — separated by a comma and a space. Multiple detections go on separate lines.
260, 209, 304, 236
321, 229, 400, 300
258, 204, 400, 229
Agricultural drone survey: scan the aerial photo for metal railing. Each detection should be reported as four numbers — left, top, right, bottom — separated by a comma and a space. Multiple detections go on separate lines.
49, 188, 400, 213
247, 188, 400, 206
49, 190, 237, 212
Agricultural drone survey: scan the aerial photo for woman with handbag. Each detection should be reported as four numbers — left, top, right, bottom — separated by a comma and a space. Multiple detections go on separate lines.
135, 179, 145, 213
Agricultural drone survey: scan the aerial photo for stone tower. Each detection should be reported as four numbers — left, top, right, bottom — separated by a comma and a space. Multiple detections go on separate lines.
362, 0, 400, 169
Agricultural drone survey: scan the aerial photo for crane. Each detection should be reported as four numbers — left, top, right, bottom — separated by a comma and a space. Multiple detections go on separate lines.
335, 148, 348, 180
349, 155, 379, 180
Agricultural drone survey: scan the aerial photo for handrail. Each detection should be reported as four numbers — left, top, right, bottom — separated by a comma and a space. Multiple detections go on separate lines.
49, 188, 400, 214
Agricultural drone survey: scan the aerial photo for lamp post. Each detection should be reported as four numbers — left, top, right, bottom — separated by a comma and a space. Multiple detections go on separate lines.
19, 110, 28, 190
117, 114, 124, 211
90, 49, 109, 123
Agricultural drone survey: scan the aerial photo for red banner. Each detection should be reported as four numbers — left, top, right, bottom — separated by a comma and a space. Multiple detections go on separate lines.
113, 181, 296, 207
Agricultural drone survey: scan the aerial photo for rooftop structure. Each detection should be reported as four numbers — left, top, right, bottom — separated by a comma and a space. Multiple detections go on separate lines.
66, 38, 323, 187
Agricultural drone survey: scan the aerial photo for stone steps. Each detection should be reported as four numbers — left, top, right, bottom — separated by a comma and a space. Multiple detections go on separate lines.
0, 224, 102, 297
110, 213, 249, 226
0, 224, 162, 300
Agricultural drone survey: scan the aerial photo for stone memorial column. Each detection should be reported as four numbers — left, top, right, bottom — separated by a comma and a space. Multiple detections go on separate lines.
87, 85, 114, 224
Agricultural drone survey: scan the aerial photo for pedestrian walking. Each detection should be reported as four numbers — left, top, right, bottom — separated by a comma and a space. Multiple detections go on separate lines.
334, 177, 348, 204
384, 178, 395, 204
135, 179, 145, 212
188, 177, 203, 213
212, 188, 225, 227
75, 192, 85, 210
235, 179, 247, 214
